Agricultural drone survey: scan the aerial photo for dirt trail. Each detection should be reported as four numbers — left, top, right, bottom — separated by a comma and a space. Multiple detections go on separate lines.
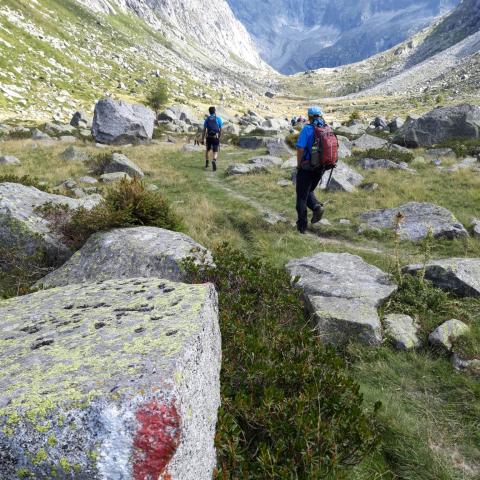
205, 171, 388, 256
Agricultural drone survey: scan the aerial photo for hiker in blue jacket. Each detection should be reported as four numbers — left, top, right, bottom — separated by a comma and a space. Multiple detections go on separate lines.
202, 106, 223, 171
295, 106, 326, 234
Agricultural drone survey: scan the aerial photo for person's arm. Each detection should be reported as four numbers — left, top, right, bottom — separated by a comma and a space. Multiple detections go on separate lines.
297, 148, 304, 168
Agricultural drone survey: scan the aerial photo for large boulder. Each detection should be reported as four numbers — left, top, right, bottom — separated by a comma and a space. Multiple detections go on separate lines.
103, 153, 144, 178
0, 183, 101, 268
266, 138, 293, 157
37, 227, 212, 288
359, 202, 468, 241
159, 104, 201, 126
0, 278, 220, 480
393, 104, 480, 147
352, 134, 388, 150
286, 253, 397, 345
404, 258, 480, 297
92, 99, 155, 145
238, 136, 268, 149
320, 160, 364, 192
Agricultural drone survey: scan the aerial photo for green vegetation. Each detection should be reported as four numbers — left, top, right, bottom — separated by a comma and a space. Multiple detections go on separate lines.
185, 244, 380, 479
285, 131, 300, 149
41, 178, 182, 249
145, 79, 169, 116
437, 138, 480, 158
0, 174, 50, 192
352, 147, 415, 164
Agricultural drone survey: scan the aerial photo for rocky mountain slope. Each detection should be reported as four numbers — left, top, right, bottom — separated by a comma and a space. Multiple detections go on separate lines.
227, 0, 459, 73
0, 0, 273, 122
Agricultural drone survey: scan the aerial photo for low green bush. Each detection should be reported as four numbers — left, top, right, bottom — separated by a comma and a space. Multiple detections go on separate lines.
285, 132, 299, 149
248, 127, 276, 137
354, 147, 414, 164
0, 174, 50, 192
184, 244, 380, 479
41, 178, 182, 249
436, 138, 480, 158
85, 152, 117, 175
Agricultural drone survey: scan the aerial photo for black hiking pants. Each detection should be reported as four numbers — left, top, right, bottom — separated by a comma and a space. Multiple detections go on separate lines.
296, 168, 323, 232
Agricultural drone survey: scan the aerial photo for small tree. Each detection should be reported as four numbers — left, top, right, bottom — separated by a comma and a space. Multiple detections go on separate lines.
145, 79, 169, 116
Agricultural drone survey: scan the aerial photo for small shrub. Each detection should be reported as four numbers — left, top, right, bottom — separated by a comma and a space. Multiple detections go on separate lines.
145, 79, 169, 116
435, 94, 445, 104
42, 178, 182, 249
85, 152, 115, 176
0, 174, 50, 192
221, 133, 240, 146
248, 127, 276, 137
437, 137, 480, 158
285, 132, 299, 149
355, 148, 414, 164
349, 110, 362, 122
184, 244, 380, 478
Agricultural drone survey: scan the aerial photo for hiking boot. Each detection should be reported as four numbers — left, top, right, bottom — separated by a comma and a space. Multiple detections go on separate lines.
212, 160, 217, 172
311, 204, 325, 224
205, 160, 209, 169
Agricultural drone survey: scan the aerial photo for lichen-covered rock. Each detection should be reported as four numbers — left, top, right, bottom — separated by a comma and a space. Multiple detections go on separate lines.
452, 354, 480, 375
404, 258, 480, 297
0, 278, 220, 480
0, 183, 101, 268
248, 155, 282, 167
92, 99, 155, 145
384, 314, 421, 350
37, 227, 212, 288
357, 158, 415, 173
360, 202, 468, 241
103, 153, 144, 178
429, 319, 470, 350
286, 253, 397, 345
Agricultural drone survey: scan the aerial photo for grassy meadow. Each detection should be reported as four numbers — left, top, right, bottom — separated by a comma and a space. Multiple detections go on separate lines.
0, 135, 479, 478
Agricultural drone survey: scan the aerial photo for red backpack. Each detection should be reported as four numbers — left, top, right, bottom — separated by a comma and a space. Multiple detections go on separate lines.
301, 124, 338, 171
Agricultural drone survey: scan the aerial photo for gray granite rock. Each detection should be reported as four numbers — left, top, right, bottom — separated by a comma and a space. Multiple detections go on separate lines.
226, 163, 268, 175
338, 140, 352, 158
104, 153, 144, 178
0, 155, 20, 165
286, 252, 397, 345
78, 176, 98, 185
182, 144, 203, 152
471, 219, 480, 238
0, 278, 220, 480
248, 155, 282, 167
384, 314, 421, 350
451, 354, 480, 375
404, 258, 480, 297
0, 182, 101, 268
60, 145, 90, 162
393, 104, 480, 147
281, 157, 297, 169
321, 160, 364, 192
424, 148, 456, 159
238, 136, 268, 149
92, 99, 155, 145
37, 227, 212, 288
360, 202, 468, 241
352, 134, 388, 150
357, 158, 414, 171
99, 172, 132, 183
266, 138, 293, 157
429, 319, 469, 350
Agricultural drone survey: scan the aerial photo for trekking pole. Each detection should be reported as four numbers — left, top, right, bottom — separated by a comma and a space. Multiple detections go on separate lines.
325, 168, 335, 190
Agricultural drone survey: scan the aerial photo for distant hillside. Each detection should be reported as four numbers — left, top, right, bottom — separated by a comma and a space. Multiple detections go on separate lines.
0, 0, 273, 122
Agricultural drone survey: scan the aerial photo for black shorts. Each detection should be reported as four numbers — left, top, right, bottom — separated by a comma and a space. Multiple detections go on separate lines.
206, 137, 220, 152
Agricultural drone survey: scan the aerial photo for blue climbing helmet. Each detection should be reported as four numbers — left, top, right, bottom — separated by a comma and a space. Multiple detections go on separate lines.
308, 106, 323, 117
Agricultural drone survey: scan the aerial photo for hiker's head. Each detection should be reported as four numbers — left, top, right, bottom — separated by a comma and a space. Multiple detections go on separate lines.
209, 106, 216, 115
308, 106, 324, 126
